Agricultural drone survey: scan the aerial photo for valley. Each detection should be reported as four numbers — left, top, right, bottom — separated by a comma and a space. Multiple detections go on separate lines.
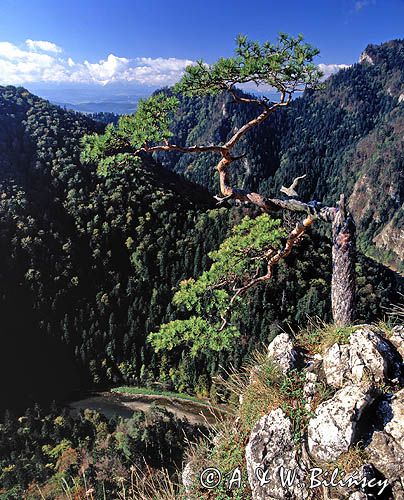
0, 35, 403, 499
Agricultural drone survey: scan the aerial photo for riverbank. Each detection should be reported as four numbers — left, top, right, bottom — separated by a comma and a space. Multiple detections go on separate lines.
69, 389, 229, 425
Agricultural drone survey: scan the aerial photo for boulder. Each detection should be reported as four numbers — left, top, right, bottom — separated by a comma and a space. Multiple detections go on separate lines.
307, 384, 377, 461
267, 332, 298, 374
323, 327, 401, 388
246, 409, 309, 499
367, 388, 404, 498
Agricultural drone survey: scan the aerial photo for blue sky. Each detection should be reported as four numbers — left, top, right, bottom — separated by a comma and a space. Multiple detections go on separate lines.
0, 0, 403, 96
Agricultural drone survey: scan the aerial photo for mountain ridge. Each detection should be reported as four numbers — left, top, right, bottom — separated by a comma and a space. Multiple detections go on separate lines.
156, 39, 404, 273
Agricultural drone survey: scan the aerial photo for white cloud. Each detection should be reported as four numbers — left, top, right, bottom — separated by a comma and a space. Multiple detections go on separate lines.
354, 0, 375, 11
0, 40, 194, 87
319, 63, 351, 79
0, 39, 350, 88
0, 41, 64, 84
25, 39, 62, 53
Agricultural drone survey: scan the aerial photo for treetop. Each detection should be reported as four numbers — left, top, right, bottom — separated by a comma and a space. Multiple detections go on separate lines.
80, 32, 323, 176
175, 33, 322, 97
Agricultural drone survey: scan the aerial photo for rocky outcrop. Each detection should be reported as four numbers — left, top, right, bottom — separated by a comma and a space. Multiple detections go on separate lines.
307, 384, 377, 461
368, 389, 404, 498
246, 409, 309, 499
323, 327, 402, 388
185, 323, 403, 499
244, 324, 403, 499
359, 51, 375, 65
323, 342, 350, 388
267, 332, 298, 373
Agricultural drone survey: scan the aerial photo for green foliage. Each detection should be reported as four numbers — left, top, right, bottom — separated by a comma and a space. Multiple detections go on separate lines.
278, 369, 312, 444
0, 84, 233, 408
205, 214, 286, 283
148, 215, 286, 356
149, 316, 239, 356
81, 93, 179, 174
81, 132, 141, 176
120, 93, 179, 148
111, 386, 207, 405
81, 33, 322, 177
175, 33, 322, 96
0, 403, 203, 498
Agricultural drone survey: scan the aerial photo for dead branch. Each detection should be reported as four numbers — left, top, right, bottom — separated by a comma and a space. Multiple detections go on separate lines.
135, 143, 226, 156
216, 154, 337, 222
280, 174, 307, 197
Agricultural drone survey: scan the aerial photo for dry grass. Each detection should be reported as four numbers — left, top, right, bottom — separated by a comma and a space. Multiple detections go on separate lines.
385, 292, 404, 323
321, 445, 369, 475
216, 348, 312, 444
214, 350, 285, 432
117, 465, 180, 500
295, 317, 357, 355
178, 405, 252, 498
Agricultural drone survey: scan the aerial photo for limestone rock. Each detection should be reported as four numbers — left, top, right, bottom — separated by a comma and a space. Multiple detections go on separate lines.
246, 409, 309, 499
308, 384, 376, 461
349, 328, 400, 384
303, 371, 318, 410
390, 325, 404, 359
323, 343, 350, 388
349, 493, 368, 500
323, 327, 401, 388
368, 389, 404, 498
359, 51, 375, 65
267, 332, 298, 374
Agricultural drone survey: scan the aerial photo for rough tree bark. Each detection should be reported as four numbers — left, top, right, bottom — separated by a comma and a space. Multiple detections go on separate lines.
331, 194, 356, 326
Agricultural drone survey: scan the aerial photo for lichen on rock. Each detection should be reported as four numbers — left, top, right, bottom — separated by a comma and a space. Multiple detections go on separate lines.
307, 384, 378, 462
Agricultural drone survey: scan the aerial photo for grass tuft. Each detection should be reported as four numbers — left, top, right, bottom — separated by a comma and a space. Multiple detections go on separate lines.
295, 317, 357, 355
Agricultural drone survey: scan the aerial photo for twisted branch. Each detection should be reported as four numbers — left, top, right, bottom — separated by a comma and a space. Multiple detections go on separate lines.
135, 88, 350, 326
218, 214, 315, 330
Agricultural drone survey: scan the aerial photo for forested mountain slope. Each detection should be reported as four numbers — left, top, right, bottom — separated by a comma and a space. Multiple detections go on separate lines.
0, 85, 400, 412
0, 85, 222, 410
157, 39, 404, 273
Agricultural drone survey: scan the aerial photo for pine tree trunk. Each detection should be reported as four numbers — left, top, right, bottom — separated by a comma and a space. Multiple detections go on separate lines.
331, 194, 356, 326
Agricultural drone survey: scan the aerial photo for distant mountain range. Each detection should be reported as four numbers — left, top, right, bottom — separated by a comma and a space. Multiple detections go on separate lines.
24, 82, 155, 114
53, 99, 139, 114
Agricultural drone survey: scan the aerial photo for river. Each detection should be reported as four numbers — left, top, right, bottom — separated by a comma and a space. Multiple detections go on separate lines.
68, 390, 226, 425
